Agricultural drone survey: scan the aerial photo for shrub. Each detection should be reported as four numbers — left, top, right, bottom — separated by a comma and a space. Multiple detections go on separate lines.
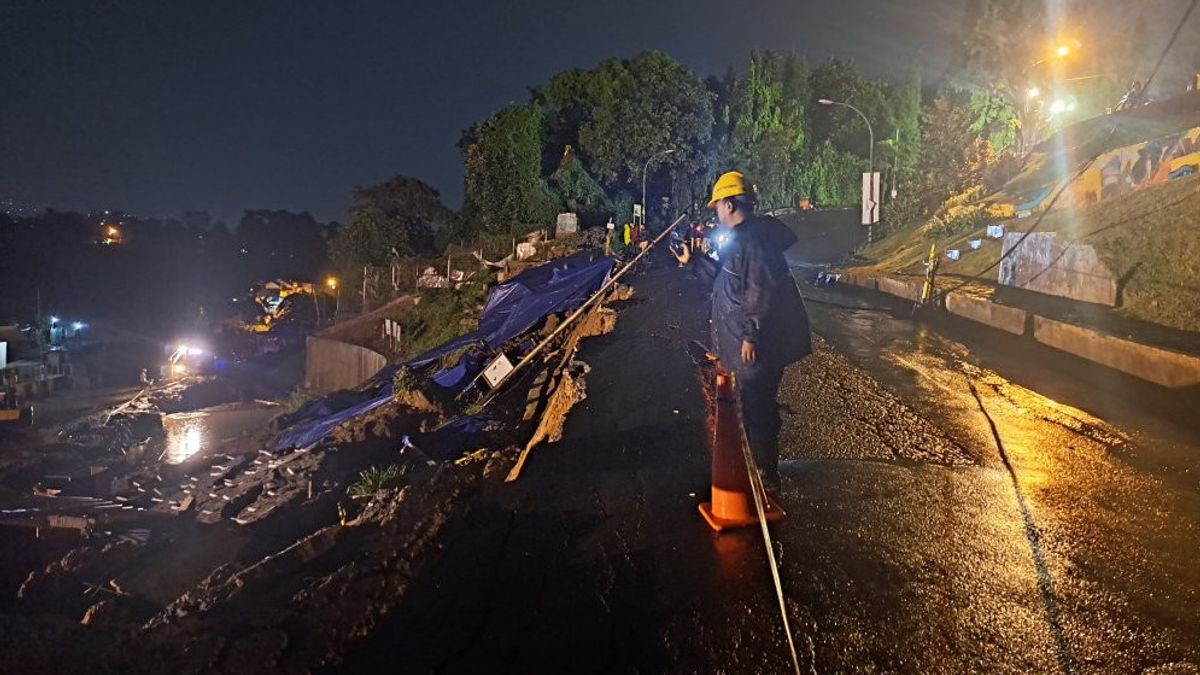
928, 203, 993, 238
347, 464, 408, 498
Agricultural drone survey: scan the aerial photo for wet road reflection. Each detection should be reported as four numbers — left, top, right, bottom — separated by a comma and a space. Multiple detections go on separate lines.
161, 404, 278, 464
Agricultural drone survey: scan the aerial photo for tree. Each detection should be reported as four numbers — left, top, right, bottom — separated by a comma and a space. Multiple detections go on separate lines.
461, 105, 558, 232
329, 176, 450, 279
554, 52, 713, 201
802, 141, 864, 207
969, 89, 1019, 153
808, 58, 891, 159
726, 52, 810, 209
919, 92, 994, 197
547, 146, 610, 226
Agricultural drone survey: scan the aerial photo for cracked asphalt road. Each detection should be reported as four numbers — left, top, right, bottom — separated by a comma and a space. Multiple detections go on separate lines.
343, 239, 1200, 674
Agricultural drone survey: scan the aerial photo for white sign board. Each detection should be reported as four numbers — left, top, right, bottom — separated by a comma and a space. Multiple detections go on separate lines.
482, 352, 515, 389
632, 203, 643, 225
555, 212, 579, 237
861, 172, 881, 225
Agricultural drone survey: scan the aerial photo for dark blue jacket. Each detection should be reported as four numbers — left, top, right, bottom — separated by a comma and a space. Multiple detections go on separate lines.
692, 215, 812, 375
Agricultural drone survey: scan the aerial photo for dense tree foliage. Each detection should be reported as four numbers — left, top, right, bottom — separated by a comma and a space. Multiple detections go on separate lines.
461, 105, 558, 233
329, 176, 451, 282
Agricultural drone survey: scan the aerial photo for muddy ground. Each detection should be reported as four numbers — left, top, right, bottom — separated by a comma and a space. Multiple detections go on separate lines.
0, 280, 622, 674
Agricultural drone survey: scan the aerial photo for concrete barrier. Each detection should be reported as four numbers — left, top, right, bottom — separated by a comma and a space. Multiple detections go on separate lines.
945, 292, 1028, 336
1032, 316, 1200, 388
305, 336, 388, 393
876, 277, 924, 302
840, 273, 878, 291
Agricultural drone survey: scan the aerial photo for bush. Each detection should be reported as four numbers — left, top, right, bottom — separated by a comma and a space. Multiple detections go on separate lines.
983, 151, 1022, 193
347, 464, 408, 497
928, 202, 993, 238
881, 190, 932, 236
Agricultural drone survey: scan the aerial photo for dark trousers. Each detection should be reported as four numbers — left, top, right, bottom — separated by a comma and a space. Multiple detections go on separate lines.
737, 364, 785, 480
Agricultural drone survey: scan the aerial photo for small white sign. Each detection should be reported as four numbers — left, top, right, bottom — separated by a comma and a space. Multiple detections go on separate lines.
482, 352, 515, 389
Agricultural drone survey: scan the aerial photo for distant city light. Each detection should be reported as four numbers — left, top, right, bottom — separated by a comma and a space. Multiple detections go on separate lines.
326, 276, 339, 290
1056, 44, 1071, 58
72, 322, 85, 331
1027, 86, 1040, 99
49, 316, 59, 324
1049, 99, 1069, 115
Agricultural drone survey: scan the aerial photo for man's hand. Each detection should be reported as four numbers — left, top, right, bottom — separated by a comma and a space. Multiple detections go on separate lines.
672, 241, 691, 266
741, 339, 756, 364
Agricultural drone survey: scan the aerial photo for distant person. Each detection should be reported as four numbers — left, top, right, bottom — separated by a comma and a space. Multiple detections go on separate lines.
604, 218, 615, 255
672, 171, 811, 491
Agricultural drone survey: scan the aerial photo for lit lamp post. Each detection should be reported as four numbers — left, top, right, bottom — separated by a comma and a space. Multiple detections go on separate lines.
326, 276, 340, 317
819, 98, 876, 238
642, 148, 675, 227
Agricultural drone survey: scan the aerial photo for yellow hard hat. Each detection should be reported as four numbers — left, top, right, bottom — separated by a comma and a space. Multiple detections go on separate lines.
707, 171, 748, 208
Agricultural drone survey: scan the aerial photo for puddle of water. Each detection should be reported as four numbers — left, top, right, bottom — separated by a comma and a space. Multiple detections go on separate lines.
162, 404, 277, 464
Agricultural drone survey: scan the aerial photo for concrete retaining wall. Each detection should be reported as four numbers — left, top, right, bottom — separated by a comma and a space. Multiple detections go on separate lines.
876, 277, 924, 302
1033, 316, 1200, 388
997, 232, 1118, 306
840, 273, 878, 291
305, 336, 388, 393
945, 292, 1028, 336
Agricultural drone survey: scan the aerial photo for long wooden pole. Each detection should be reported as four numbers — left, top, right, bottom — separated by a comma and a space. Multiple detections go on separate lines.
479, 213, 687, 407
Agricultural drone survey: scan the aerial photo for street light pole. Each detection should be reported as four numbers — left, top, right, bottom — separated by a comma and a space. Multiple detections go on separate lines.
642, 148, 675, 227
819, 98, 875, 240
817, 99, 873, 178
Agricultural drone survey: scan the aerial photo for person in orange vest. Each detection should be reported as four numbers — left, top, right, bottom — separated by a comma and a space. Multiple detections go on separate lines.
672, 171, 811, 491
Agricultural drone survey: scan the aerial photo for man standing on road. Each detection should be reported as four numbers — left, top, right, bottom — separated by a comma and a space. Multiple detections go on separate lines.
672, 171, 811, 490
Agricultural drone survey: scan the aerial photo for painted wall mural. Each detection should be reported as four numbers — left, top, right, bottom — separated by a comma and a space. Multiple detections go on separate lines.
1067, 125, 1200, 208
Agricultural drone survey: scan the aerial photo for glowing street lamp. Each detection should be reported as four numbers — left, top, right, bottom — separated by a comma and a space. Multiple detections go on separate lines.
1055, 44, 1071, 59
326, 276, 341, 316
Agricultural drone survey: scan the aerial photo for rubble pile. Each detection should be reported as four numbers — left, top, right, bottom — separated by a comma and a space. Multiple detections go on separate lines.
0, 243, 638, 672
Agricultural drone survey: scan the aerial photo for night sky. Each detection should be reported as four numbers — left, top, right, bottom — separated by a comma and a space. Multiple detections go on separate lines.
2, 1, 970, 224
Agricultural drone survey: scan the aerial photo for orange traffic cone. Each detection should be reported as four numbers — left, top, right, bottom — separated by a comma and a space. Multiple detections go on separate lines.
699, 370, 785, 532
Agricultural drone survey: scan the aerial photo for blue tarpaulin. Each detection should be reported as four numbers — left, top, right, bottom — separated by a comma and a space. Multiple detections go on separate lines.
406, 251, 615, 368
273, 251, 615, 451
273, 386, 395, 450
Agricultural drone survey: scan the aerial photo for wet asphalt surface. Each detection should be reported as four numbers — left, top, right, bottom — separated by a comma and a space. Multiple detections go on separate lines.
347, 238, 1200, 673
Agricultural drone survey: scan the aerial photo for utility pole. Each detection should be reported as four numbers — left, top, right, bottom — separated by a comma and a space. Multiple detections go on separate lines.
362, 265, 369, 314
891, 129, 899, 199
